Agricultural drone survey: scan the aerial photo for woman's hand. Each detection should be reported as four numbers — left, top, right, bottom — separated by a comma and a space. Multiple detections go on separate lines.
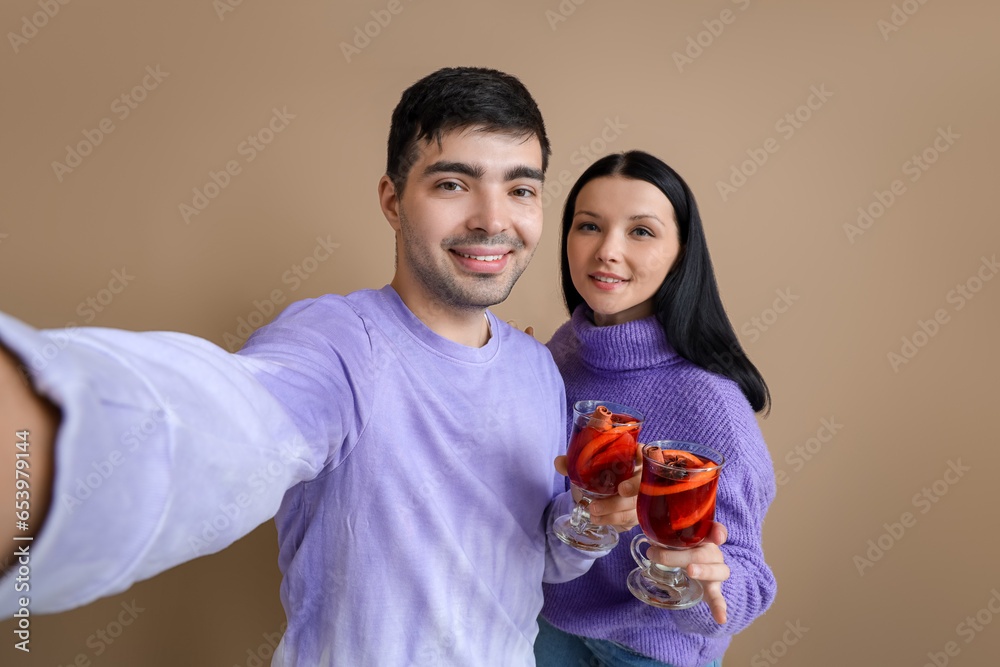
506, 320, 535, 338
648, 522, 731, 624
553, 452, 641, 532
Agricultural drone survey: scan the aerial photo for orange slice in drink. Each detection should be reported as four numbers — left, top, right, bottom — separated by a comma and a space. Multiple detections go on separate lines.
576, 422, 640, 472
639, 470, 717, 496
576, 430, 620, 472
670, 495, 717, 531
658, 449, 706, 468
580, 430, 636, 477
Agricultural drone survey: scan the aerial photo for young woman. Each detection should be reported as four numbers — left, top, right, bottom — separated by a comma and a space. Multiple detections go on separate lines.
536, 151, 777, 667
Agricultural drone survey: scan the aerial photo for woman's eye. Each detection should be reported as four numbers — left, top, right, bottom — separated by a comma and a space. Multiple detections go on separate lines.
632, 227, 653, 237
576, 222, 599, 232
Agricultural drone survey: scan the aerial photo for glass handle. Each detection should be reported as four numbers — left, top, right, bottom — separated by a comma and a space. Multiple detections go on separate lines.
633, 534, 683, 584
630, 534, 651, 569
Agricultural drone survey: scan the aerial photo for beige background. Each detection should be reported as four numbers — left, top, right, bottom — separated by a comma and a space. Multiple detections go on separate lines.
2, 0, 999, 665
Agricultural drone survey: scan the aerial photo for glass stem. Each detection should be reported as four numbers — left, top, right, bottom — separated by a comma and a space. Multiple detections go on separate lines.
569, 496, 593, 532
650, 564, 685, 586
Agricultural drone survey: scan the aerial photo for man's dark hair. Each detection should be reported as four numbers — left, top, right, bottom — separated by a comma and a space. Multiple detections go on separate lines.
386, 67, 551, 194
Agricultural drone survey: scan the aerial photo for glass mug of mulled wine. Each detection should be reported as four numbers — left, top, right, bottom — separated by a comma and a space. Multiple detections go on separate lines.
628, 440, 725, 609
553, 400, 644, 552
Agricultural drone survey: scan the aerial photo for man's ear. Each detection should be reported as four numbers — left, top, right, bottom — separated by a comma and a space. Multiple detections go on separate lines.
378, 174, 402, 232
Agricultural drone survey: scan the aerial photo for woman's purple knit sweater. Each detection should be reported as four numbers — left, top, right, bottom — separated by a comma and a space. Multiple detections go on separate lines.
542, 306, 778, 667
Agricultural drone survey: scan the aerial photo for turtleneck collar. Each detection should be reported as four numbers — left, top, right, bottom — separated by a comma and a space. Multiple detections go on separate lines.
569, 304, 681, 372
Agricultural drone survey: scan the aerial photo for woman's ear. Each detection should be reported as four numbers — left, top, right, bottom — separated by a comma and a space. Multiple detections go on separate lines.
669, 244, 686, 274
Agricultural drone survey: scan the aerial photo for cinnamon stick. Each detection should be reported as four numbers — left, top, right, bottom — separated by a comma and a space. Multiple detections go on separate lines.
646, 446, 666, 464
586, 405, 613, 431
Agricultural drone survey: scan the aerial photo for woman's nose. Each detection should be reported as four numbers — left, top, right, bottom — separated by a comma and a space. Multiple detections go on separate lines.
595, 233, 623, 263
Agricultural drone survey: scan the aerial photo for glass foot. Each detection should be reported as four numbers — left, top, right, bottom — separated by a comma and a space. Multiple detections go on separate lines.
627, 566, 703, 609
553, 514, 618, 552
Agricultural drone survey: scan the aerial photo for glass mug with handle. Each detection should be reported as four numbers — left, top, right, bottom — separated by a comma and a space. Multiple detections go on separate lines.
553, 400, 644, 552
628, 440, 725, 609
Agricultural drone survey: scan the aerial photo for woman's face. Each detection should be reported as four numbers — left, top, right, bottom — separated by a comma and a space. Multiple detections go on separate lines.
567, 176, 681, 327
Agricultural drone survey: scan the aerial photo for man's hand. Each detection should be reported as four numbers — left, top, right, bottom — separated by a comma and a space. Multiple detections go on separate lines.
648, 522, 730, 624
0, 342, 60, 576
554, 451, 640, 532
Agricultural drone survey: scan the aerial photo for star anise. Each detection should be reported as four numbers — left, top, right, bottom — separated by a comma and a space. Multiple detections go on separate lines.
661, 455, 690, 480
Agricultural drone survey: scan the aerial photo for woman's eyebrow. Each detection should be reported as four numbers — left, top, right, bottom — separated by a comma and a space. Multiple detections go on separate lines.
629, 213, 663, 224
574, 210, 664, 224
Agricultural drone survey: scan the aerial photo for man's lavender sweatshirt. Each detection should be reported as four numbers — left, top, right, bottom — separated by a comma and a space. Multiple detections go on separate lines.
542, 307, 778, 667
0, 286, 597, 666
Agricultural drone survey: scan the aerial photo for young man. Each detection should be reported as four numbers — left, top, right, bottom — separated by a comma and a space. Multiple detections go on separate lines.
0, 67, 619, 665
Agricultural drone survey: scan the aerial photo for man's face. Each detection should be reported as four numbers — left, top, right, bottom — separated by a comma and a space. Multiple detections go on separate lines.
381, 127, 545, 312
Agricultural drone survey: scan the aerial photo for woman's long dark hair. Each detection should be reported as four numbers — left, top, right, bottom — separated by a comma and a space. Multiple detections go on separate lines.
560, 150, 770, 414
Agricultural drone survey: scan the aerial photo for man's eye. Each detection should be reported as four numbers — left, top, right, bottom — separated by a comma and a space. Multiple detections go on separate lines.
512, 187, 535, 198
439, 182, 462, 191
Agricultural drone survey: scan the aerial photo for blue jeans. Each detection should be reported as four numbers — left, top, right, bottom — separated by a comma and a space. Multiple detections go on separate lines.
534, 617, 722, 667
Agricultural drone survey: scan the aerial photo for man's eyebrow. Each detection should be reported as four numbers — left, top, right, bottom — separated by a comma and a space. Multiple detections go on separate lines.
421, 161, 544, 183
505, 165, 544, 182
422, 161, 485, 179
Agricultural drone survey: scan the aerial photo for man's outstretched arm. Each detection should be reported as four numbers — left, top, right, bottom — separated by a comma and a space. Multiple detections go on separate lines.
0, 319, 325, 616
0, 300, 372, 616
0, 342, 58, 574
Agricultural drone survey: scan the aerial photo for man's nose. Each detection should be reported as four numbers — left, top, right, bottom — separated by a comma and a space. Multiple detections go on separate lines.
469, 190, 508, 237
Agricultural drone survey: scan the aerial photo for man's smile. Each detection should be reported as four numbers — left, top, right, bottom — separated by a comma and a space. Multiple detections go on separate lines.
449, 247, 512, 273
